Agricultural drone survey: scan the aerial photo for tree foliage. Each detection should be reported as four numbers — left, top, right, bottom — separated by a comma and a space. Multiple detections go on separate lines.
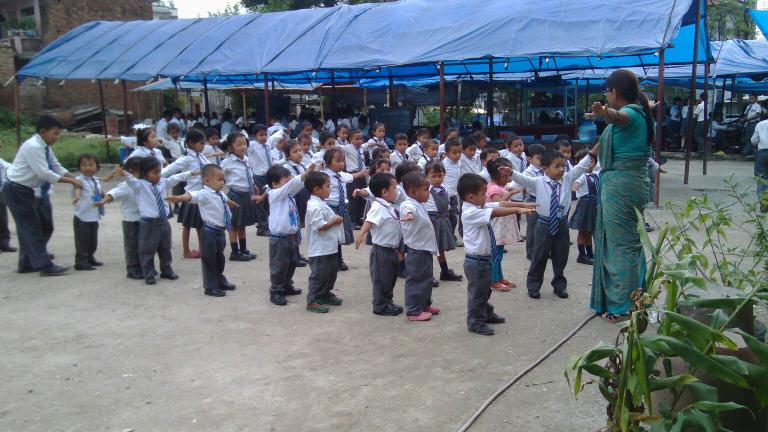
707, 0, 757, 41
241, 0, 393, 13
208, 2, 245, 17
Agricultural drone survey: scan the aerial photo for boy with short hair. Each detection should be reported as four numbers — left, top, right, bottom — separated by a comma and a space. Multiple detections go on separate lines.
459, 173, 536, 335
442, 138, 463, 246
512, 149, 595, 299
478, 147, 500, 182
513, 143, 546, 260
556, 138, 573, 172
406, 128, 431, 160
459, 135, 481, 175
390, 133, 410, 173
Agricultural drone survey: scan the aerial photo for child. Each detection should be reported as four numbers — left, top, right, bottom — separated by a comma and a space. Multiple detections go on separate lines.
72, 153, 106, 271
390, 133, 410, 173
406, 128, 430, 160
399, 171, 441, 321
417, 139, 439, 173
478, 147, 500, 182
122, 156, 193, 285
256, 163, 314, 306
569, 149, 599, 265
486, 158, 524, 291
283, 139, 311, 266
342, 129, 369, 229
556, 138, 574, 172
442, 138, 463, 246
437, 128, 458, 157
503, 135, 528, 230
267, 129, 289, 164
300, 121, 321, 152
423, 160, 462, 282
166, 164, 238, 297
355, 172, 404, 316
364, 122, 388, 158
323, 148, 368, 271
125, 127, 166, 166
459, 135, 481, 175
304, 171, 345, 313
458, 172, 536, 336
246, 124, 272, 237
297, 133, 314, 168
221, 132, 259, 261
511, 149, 595, 299
161, 122, 186, 162
100, 157, 143, 279
336, 124, 350, 147
161, 129, 211, 259
0, 152, 16, 253
311, 131, 337, 170
203, 128, 225, 165
514, 143, 546, 260
371, 146, 390, 162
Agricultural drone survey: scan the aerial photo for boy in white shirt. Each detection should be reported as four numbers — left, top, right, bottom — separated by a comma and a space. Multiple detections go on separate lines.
459, 172, 536, 335
72, 154, 107, 271
511, 149, 595, 300
355, 172, 404, 316
399, 171, 441, 321
442, 138, 463, 246
478, 147, 499, 182
406, 128, 431, 160
514, 144, 546, 260
246, 124, 273, 236
303, 171, 345, 313
341, 129, 369, 228
389, 133, 410, 174
100, 157, 143, 280
416, 139, 439, 173
459, 135, 481, 176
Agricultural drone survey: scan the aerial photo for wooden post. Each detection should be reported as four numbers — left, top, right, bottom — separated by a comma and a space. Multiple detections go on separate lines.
203, 78, 210, 126
97, 80, 108, 138
702, 61, 709, 176
174, 81, 180, 108
15, 79, 21, 146
263, 73, 270, 125
455, 79, 461, 130
241, 90, 247, 119
439, 61, 446, 142
654, 49, 665, 206
487, 58, 495, 138
363, 88, 368, 114
122, 80, 129, 135
331, 70, 338, 130
683, 0, 702, 185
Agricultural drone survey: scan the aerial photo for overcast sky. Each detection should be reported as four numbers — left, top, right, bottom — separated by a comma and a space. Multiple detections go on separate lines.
175, 0, 242, 18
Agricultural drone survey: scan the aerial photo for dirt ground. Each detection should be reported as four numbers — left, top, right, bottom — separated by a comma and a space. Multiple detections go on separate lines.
0, 159, 759, 432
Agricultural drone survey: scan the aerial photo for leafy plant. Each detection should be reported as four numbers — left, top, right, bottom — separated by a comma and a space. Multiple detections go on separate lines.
566, 179, 768, 432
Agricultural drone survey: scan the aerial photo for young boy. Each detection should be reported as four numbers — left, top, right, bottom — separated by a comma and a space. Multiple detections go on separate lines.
478, 147, 500, 182
512, 149, 595, 299
442, 138, 463, 246
459, 135, 481, 176
247, 124, 273, 237
406, 128, 431, 160
166, 164, 237, 297
341, 129, 368, 229
0, 150, 16, 253
257, 164, 315, 305
356, 172, 404, 316
303, 171, 345, 313
416, 139, 439, 173
556, 138, 573, 172
390, 133, 410, 173
512, 143, 546, 260
72, 153, 106, 271
459, 173, 536, 335
399, 171, 440, 321
100, 157, 143, 279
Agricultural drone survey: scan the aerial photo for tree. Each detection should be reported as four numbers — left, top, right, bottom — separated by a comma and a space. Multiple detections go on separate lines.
209, 2, 244, 17
241, 0, 393, 13
707, 0, 757, 41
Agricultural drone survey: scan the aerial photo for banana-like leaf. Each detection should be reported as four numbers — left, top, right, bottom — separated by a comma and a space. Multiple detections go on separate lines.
711, 354, 768, 408
684, 297, 752, 311
732, 329, 768, 366
662, 311, 738, 351
690, 401, 749, 414
647, 373, 698, 392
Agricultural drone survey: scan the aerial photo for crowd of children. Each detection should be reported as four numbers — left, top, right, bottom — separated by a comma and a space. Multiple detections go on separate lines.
1, 115, 610, 336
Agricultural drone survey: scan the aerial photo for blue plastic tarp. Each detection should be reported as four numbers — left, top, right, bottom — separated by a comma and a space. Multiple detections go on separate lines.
749, 9, 768, 41
18, 0, 696, 81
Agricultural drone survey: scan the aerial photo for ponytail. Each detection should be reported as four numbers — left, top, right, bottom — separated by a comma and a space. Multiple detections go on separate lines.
607, 69, 655, 146
637, 91, 655, 146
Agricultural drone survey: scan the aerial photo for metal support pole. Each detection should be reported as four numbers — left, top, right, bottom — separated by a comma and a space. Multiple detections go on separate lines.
203, 78, 210, 126
702, 61, 709, 176
264, 73, 270, 125
439, 61, 446, 142
363, 88, 368, 114
15, 79, 21, 146
97, 80, 108, 138
487, 58, 495, 137
455, 79, 460, 130
122, 80, 129, 135
683, 0, 702, 185
331, 70, 338, 130
654, 49, 665, 206
174, 82, 180, 108
242, 91, 247, 121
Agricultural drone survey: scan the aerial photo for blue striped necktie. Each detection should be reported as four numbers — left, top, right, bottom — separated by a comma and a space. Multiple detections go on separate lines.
263, 144, 272, 167
591, 173, 601, 208
336, 174, 347, 216
548, 182, 561, 235
41, 145, 52, 199
218, 191, 232, 231
89, 177, 105, 217
194, 152, 204, 170
357, 148, 364, 171
153, 183, 167, 219
488, 222, 499, 262
289, 196, 301, 243
238, 159, 254, 195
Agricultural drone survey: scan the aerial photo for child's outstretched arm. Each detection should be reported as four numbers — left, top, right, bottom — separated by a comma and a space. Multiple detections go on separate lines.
355, 221, 373, 249
351, 169, 369, 179
72, 187, 82, 205
166, 192, 192, 204
95, 194, 115, 207
490, 206, 536, 218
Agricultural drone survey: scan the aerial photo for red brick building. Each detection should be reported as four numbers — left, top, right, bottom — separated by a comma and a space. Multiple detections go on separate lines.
0, 0, 163, 123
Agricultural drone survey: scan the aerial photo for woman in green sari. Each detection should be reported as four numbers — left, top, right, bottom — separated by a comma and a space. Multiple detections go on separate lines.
589, 69, 654, 323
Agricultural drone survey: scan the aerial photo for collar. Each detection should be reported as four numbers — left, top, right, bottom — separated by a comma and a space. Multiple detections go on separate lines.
374, 197, 394, 208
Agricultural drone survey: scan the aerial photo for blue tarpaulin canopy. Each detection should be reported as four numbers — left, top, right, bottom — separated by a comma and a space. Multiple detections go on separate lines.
17, 0, 698, 82
749, 9, 768, 40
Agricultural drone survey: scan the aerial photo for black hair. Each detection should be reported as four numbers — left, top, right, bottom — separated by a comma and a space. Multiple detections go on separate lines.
424, 160, 445, 175
77, 152, 100, 170
480, 147, 499, 161
300, 121, 313, 131
162, 109, 173, 118
304, 171, 330, 194
605, 69, 654, 146
471, 131, 486, 143
556, 138, 572, 150
337, 123, 350, 133
395, 161, 420, 183
319, 131, 336, 147
185, 129, 205, 148
138, 155, 162, 179
417, 128, 431, 138
220, 132, 246, 153
266, 165, 291, 188
457, 173, 488, 200
444, 137, 462, 153
402, 171, 428, 194
369, 158, 391, 175
323, 147, 344, 166
136, 127, 154, 147
504, 133, 521, 144
445, 127, 457, 136
201, 163, 223, 179
461, 135, 477, 150
487, 157, 512, 181
205, 128, 220, 140
372, 122, 386, 133
540, 149, 564, 167
283, 139, 302, 159
36, 116, 63, 132
297, 132, 312, 143
122, 156, 142, 172
166, 122, 181, 134
527, 143, 546, 157
247, 123, 267, 137
371, 147, 390, 160
369, 172, 396, 198
573, 148, 591, 163
349, 128, 364, 140
394, 133, 408, 143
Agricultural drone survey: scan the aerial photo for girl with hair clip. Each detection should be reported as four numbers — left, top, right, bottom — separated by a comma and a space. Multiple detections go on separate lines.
220, 132, 260, 261
364, 122, 388, 159
125, 127, 166, 166
486, 158, 523, 292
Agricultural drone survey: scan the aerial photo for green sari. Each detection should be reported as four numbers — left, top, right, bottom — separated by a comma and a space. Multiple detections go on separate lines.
590, 104, 649, 315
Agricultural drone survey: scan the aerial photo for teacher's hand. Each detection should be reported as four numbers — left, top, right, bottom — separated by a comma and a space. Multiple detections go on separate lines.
592, 101, 608, 118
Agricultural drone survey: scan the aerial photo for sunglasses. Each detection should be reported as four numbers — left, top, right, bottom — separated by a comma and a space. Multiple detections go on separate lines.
602, 88, 614, 95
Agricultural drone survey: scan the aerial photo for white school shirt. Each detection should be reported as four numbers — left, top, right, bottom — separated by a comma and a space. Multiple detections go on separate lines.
267, 122, 284, 136
442, 157, 461, 197
479, 167, 490, 182
170, 117, 186, 137
121, 135, 137, 149
156, 117, 170, 141
745, 102, 762, 122
267, 175, 305, 235
417, 154, 436, 173
220, 154, 255, 193
365, 137, 388, 157
270, 147, 284, 166
752, 119, 768, 151
511, 154, 593, 220
73, 175, 104, 222
5, 134, 69, 188
125, 146, 165, 165
366, 197, 402, 248
305, 195, 343, 257
248, 139, 275, 176
283, 160, 306, 177
389, 150, 409, 172
312, 149, 327, 170
342, 144, 366, 172
405, 142, 425, 160
460, 153, 482, 176
336, 138, 350, 147
574, 172, 599, 199
323, 168, 353, 207
124, 172, 191, 219
0, 157, 10, 184
162, 137, 186, 160
461, 201, 500, 256
203, 144, 222, 165
300, 152, 313, 169
161, 149, 210, 192
399, 197, 437, 254
513, 164, 545, 198
505, 152, 528, 200
106, 182, 140, 222
189, 186, 232, 229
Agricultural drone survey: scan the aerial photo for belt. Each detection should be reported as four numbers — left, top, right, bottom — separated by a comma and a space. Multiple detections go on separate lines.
228, 188, 251, 196
270, 233, 297, 239
203, 223, 226, 233
538, 215, 567, 224
6, 180, 33, 191
465, 254, 491, 262
140, 217, 168, 224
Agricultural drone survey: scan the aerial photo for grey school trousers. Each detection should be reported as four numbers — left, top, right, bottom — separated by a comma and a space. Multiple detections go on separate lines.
253, 175, 270, 235
2, 182, 53, 271
201, 227, 228, 291
370, 245, 399, 312
0, 192, 10, 248
73, 216, 98, 266
525, 195, 537, 260
122, 221, 141, 276
404, 249, 433, 315
269, 234, 298, 295
307, 253, 338, 304
138, 218, 173, 278
464, 256, 495, 331
527, 218, 570, 295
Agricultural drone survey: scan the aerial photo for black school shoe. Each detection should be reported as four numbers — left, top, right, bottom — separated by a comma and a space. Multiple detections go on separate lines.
485, 313, 506, 324
284, 287, 302, 296
440, 269, 463, 281
229, 253, 251, 262
221, 281, 236, 291
127, 272, 144, 280
160, 272, 179, 280
373, 303, 402, 316
40, 264, 70, 277
145, 275, 156, 285
469, 324, 495, 336
74, 264, 95, 271
390, 302, 404, 314
576, 255, 594, 265
555, 290, 569, 299
295, 260, 307, 268
432, 278, 440, 287
338, 261, 349, 271
205, 288, 226, 297
0, 245, 17, 252
88, 257, 104, 266
270, 293, 288, 306
240, 249, 257, 260
298, 254, 309, 264
528, 291, 541, 299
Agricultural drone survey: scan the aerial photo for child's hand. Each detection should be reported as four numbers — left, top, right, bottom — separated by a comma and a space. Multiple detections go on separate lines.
352, 188, 362, 198
306, 163, 316, 173
507, 187, 523, 195
251, 194, 267, 204
522, 202, 538, 209
571, 183, 580, 193
227, 199, 239, 208
71, 179, 84, 188
115, 166, 127, 177
402, 212, 415, 222
332, 215, 344, 226
191, 170, 201, 176
517, 207, 537, 215
498, 166, 513, 175
360, 169, 369, 176
92, 200, 107, 208
165, 195, 184, 204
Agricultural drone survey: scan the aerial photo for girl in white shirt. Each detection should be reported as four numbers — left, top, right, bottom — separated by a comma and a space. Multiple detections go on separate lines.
220, 133, 259, 261
125, 128, 166, 166
72, 154, 107, 270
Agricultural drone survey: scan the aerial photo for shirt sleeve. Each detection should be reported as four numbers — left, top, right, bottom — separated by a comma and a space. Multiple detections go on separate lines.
365, 203, 384, 226
338, 171, 354, 183
307, 205, 330, 231
567, 153, 592, 183
161, 157, 185, 177
25, 144, 63, 185
462, 205, 493, 227
106, 182, 129, 201
510, 170, 538, 190
166, 171, 193, 187
0, 158, 10, 170
188, 190, 204, 204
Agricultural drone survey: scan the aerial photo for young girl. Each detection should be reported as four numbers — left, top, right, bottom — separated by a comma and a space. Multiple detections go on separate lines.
323, 148, 367, 271
424, 160, 462, 282
283, 139, 311, 266
203, 128, 225, 165
312, 131, 337, 171
220, 132, 259, 261
486, 158, 523, 291
371, 146, 390, 162
390, 133, 409, 173
569, 149, 599, 265
364, 122, 388, 158
336, 124, 350, 147
162, 129, 210, 259
417, 140, 439, 173
72, 153, 106, 271
125, 127, 166, 165
300, 121, 321, 152
297, 133, 314, 168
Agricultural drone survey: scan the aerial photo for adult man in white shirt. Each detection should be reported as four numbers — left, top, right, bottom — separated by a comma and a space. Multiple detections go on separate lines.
750, 118, 768, 212
743, 94, 763, 156
2, 117, 83, 275
692, 92, 709, 153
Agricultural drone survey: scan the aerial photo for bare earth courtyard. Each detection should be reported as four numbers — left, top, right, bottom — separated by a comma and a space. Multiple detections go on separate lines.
0, 159, 757, 432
